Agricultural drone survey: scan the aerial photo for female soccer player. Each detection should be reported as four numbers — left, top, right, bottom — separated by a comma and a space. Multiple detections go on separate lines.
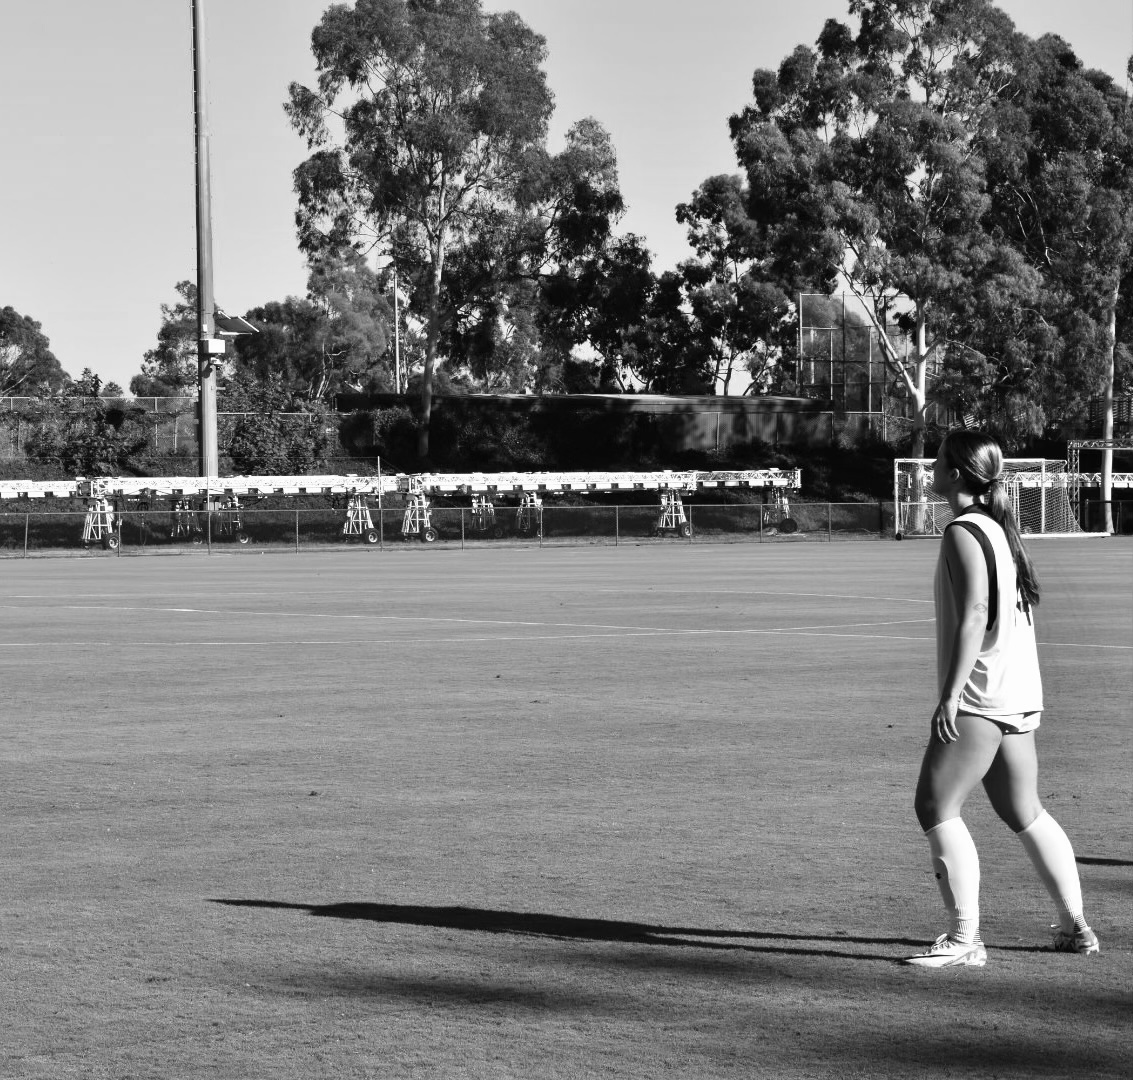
903, 430, 1099, 967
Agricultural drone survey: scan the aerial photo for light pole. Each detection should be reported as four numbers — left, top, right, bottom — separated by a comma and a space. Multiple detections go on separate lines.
191, 0, 220, 477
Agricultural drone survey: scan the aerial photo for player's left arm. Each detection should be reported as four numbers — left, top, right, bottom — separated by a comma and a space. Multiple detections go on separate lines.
932, 525, 990, 743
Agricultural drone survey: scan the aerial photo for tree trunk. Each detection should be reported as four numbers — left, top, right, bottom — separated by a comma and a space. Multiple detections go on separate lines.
417, 228, 447, 460
1101, 282, 1117, 533
910, 316, 928, 459
843, 283, 928, 456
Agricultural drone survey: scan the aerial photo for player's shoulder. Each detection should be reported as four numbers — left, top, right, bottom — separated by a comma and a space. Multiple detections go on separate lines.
941, 517, 990, 571
945, 509, 1001, 542
942, 518, 985, 547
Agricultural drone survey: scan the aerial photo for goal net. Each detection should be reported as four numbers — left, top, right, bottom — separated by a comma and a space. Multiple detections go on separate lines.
893, 459, 1083, 538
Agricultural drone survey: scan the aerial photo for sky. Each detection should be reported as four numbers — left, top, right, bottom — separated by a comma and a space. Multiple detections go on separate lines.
1, 0, 1131, 392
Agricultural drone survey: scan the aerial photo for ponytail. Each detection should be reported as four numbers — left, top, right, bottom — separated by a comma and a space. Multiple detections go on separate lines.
984, 479, 1041, 608
941, 430, 1041, 608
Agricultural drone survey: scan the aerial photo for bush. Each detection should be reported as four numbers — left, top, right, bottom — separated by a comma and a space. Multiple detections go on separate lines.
227, 413, 330, 475
367, 407, 419, 471
14, 395, 150, 476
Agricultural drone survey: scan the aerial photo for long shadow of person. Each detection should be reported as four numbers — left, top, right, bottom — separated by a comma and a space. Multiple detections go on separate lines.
211, 899, 1052, 961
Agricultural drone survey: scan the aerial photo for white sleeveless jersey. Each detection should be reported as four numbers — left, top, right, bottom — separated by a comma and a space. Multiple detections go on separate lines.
934, 510, 1044, 716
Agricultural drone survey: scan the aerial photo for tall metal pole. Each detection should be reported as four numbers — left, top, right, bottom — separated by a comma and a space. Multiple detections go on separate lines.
192, 0, 219, 477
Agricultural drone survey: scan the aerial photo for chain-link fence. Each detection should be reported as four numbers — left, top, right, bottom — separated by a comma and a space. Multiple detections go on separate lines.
0, 501, 900, 557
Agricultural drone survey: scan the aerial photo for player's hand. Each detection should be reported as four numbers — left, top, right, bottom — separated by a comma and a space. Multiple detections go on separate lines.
932, 698, 960, 744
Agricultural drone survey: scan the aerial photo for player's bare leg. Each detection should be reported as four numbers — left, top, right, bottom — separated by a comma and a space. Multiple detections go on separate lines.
905, 715, 1004, 966
983, 731, 1099, 954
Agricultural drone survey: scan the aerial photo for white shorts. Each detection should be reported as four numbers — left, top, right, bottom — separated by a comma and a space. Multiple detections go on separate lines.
958, 710, 1041, 734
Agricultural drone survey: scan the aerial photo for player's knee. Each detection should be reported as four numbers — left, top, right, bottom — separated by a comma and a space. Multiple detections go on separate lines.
915, 778, 968, 830
998, 798, 1044, 834
914, 790, 942, 831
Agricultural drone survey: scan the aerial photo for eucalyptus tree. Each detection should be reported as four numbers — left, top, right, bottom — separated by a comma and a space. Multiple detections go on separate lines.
233, 252, 393, 401
130, 281, 198, 398
729, 0, 1040, 454
286, 0, 554, 457
0, 306, 69, 396
573, 233, 658, 390
984, 40, 1133, 524
441, 117, 628, 391
676, 174, 793, 394
620, 271, 707, 394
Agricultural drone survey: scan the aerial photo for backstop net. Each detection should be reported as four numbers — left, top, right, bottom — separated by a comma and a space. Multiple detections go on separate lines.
893, 459, 1083, 538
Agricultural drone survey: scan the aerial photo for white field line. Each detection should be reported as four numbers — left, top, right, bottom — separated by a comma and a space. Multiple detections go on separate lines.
6, 589, 935, 605
3, 632, 1126, 649
40, 603, 1133, 651
0, 630, 935, 648
2, 598, 929, 639
589, 588, 936, 605
46, 604, 935, 636
0, 603, 1127, 649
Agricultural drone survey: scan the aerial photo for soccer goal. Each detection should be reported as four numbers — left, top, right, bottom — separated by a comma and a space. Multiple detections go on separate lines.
893, 459, 1084, 538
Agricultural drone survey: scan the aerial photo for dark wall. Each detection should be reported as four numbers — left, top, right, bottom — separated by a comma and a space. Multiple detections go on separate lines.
336, 392, 832, 458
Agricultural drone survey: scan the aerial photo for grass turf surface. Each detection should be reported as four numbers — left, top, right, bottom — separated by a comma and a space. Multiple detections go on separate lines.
2, 540, 1130, 1079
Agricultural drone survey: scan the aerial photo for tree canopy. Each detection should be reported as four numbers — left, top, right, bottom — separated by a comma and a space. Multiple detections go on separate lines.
0, 306, 69, 396
728, 0, 1044, 451
725, 0, 1132, 451
232, 252, 393, 401
130, 281, 199, 398
443, 117, 631, 392
675, 174, 794, 395
287, 0, 557, 457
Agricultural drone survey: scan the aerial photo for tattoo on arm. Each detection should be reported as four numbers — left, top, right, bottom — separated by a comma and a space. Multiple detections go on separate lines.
974, 602, 988, 614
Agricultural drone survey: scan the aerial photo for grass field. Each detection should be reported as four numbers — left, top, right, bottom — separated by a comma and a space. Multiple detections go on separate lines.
2, 539, 1130, 1079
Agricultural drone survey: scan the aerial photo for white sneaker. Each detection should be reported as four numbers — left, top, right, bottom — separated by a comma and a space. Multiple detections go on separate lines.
902, 933, 987, 968
1051, 925, 1100, 955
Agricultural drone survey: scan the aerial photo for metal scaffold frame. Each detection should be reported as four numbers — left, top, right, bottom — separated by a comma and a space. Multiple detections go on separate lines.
0, 467, 802, 548
81, 498, 119, 550
1067, 438, 1133, 518
342, 492, 379, 545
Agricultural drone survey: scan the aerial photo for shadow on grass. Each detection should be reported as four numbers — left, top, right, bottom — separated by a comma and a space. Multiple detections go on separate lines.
209, 899, 1054, 962
824, 1026, 1131, 1079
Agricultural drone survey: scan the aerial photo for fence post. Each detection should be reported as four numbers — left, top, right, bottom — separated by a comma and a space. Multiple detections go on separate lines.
688, 504, 694, 544
295, 507, 300, 552
461, 509, 465, 550
828, 503, 832, 542
24, 512, 29, 557
615, 505, 619, 546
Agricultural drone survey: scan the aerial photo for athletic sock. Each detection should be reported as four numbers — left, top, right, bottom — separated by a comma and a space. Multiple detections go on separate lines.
1016, 809, 1089, 934
925, 817, 981, 944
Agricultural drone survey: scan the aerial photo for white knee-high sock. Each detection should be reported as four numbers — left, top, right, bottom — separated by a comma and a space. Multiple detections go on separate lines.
925, 817, 980, 944
1017, 810, 1089, 933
